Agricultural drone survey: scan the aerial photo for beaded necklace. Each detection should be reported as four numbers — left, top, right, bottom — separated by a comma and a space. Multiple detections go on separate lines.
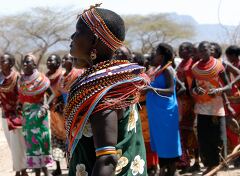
21, 69, 39, 83
66, 60, 135, 117
192, 57, 224, 80
18, 70, 50, 96
69, 60, 129, 97
65, 60, 147, 156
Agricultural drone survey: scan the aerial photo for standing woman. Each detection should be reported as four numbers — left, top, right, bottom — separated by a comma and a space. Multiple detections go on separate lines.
59, 54, 84, 105
66, 4, 147, 176
46, 54, 65, 176
191, 41, 230, 174
18, 54, 54, 176
176, 42, 200, 172
146, 43, 182, 176
0, 53, 28, 176
225, 45, 240, 167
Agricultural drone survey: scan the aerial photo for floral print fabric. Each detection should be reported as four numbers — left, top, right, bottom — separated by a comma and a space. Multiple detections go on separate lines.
22, 103, 53, 168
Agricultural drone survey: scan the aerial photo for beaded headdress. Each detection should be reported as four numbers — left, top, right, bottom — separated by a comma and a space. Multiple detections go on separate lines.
80, 3, 123, 51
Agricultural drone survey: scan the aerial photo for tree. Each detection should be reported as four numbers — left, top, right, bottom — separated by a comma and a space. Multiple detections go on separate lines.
228, 25, 240, 45
124, 14, 195, 54
0, 7, 76, 69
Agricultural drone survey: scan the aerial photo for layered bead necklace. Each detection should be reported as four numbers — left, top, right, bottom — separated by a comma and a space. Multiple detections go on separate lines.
18, 69, 50, 96
64, 59, 146, 139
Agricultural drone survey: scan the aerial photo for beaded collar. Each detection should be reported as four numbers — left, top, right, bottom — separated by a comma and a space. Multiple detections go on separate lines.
21, 69, 39, 83
192, 57, 224, 80
0, 70, 18, 93
69, 60, 129, 94
65, 60, 147, 156
18, 70, 50, 96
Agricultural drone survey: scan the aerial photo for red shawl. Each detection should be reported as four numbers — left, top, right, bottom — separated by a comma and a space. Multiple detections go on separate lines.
0, 70, 22, 130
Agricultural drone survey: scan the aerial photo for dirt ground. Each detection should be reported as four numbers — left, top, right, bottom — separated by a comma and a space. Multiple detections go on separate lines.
0, 120, 240, 176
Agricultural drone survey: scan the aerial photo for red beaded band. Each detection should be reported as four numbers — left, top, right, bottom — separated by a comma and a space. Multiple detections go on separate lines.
81, 8, 123, 51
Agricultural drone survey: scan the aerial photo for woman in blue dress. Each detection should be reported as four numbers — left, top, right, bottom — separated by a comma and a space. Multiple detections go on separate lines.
145, 43, 182, 176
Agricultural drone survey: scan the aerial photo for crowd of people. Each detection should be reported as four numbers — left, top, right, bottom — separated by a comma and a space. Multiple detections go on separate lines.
114, 40, 240, 176
0, 4, 240, 176
1, 53, 84, 176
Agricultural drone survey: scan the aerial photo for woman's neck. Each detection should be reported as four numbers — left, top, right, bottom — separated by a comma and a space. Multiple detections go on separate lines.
49, 68, 59, 75
90, 56, 112, 66
200, 57, 211, 64
2, 69, 12, 77
65, 67, 73, 75
24, 70, 34, 76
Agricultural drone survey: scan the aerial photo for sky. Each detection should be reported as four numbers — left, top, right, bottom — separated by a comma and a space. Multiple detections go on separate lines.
0, 0, 239, 26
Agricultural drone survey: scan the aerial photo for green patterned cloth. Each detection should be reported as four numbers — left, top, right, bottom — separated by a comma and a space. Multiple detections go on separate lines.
69, 105, 147, 176
22, 103, 53, 169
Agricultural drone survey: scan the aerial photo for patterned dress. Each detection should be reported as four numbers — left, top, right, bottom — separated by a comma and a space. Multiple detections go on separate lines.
18, 70, 53, 169
64, 60, 148, 176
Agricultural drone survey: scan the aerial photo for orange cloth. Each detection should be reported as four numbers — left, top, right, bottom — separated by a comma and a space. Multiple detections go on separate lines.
50, 110, 66, 140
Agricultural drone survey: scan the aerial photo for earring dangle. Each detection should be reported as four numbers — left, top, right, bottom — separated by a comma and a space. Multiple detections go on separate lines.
90, 49, 97, 60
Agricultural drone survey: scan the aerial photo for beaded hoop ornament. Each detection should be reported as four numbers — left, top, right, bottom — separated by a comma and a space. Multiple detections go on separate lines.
80, 3, 123, 51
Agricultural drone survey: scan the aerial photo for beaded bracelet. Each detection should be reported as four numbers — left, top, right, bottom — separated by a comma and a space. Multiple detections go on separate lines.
95, 146, 117, 157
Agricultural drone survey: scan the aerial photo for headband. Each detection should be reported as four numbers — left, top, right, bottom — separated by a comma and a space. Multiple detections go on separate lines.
80, 4, 123, 51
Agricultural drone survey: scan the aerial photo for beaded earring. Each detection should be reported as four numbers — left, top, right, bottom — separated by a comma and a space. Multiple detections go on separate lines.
90, 49, 97, 60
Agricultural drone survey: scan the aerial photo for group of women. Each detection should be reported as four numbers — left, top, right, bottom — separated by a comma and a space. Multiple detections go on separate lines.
176, 42, 240, 175
0, 53, 83, 176
114, 39, 240, 176
0, 4, 240, 176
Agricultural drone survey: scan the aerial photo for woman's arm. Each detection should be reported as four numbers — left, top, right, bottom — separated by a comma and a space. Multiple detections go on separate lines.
230, 75, 240, 86
190, 79, 206, 95
225, 62, 240, 76
90, 109, 120, 176
208, 71, 231, 95
46, 87, 55, 105
209, 72, 240, 95
38, 88, 55, 118
176, 77, 186, 96
219, 71, 236, 116
147, 67, 175, 96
